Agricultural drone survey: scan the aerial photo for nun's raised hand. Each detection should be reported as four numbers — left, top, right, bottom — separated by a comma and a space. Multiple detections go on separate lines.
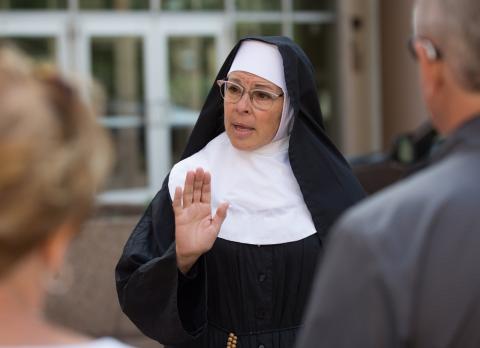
173, 167, 229, 274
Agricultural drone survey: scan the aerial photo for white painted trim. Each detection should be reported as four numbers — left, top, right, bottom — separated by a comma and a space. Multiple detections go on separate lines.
98, 188, 152, 205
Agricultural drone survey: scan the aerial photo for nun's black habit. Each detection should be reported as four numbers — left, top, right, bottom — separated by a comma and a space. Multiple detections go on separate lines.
115, 36, 365, 348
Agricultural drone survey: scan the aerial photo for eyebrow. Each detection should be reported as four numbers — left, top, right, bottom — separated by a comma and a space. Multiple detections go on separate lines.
228, 77, 279, 92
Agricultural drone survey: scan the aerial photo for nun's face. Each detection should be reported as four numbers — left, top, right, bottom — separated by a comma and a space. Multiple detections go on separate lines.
224, 71, 284, 151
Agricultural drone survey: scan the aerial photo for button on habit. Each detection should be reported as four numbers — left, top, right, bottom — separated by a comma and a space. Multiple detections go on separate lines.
258, 273, 266, 282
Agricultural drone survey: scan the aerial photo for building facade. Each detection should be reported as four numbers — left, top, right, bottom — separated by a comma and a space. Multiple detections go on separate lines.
0, 0, 425, 204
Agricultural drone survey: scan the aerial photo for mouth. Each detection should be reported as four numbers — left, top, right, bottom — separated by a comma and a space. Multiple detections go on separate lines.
233, 123, 255, 131
231, 122, 255, 138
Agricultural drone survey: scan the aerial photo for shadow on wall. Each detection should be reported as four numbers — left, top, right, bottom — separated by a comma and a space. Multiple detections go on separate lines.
45, 207, 161, 348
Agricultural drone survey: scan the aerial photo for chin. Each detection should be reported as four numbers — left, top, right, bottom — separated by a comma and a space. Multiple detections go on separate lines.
230, 139, 256, 151
226, 133, 256, 151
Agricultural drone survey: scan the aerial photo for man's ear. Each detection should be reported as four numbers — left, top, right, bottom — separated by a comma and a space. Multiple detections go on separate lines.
416, 42, 444, 99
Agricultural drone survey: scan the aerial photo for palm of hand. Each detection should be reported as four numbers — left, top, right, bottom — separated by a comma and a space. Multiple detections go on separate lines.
175, 200, 217, 255
173, 168, 229, 264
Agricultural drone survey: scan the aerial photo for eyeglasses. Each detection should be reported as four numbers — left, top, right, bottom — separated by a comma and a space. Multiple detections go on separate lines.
407, 36, 443, 61
217, 80, 284, 111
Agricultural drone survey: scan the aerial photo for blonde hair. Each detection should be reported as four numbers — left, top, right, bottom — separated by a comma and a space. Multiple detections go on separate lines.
0, 44, 112, 277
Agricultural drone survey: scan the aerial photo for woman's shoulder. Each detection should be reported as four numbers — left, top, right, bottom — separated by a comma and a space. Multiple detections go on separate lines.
172, 132, 228, 169
2, 337, 134, 348
59, 337, 133, 348
75, 337, 133, 348
168, 132, 228, 197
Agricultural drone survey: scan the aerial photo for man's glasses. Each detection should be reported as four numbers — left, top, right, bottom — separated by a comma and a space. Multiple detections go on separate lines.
408, 36, 443, 61
217, 80, 284, 111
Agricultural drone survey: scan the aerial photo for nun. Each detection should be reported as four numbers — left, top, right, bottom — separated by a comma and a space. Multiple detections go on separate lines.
116, 36, 365, 348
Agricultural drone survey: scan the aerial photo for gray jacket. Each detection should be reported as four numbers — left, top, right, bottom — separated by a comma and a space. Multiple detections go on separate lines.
297, 116, 480, 348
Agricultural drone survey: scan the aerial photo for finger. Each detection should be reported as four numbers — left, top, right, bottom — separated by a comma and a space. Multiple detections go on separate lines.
212, 202, 229, 230
201, 171, 211, 204
193, 167, 204, 203
172, 186, 183, 211
183, 171, 195, 208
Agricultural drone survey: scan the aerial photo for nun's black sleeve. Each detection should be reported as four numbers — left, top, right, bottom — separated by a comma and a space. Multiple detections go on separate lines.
115, 185, 207, 345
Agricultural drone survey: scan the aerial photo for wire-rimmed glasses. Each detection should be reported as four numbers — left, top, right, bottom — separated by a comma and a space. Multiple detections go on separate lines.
217, 80, 284, 111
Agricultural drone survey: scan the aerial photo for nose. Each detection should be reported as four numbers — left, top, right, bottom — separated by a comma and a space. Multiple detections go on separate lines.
235, 91, 252, 114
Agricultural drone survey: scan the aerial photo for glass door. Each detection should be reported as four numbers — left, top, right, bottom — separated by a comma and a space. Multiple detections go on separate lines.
147, 15, 229, 197
77, 15, 150, 203
78, 13, 228, 203
167, 35, 217, 164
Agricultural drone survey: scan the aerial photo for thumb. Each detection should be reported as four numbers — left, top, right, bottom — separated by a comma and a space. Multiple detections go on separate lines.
212, 202, 229, 229
172, 186, 183, 213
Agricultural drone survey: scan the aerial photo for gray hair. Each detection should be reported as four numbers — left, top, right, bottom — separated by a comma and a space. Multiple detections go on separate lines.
414, 0, 480, 91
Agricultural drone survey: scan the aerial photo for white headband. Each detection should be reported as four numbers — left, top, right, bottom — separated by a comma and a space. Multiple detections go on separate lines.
228, 40, 286, 90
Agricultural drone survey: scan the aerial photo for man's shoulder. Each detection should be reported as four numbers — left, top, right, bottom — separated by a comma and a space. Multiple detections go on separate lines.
336, 154, 480, 247
344, 169, 436, 223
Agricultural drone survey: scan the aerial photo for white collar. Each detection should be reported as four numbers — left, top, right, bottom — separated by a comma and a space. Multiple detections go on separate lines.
168, 133, 316, 245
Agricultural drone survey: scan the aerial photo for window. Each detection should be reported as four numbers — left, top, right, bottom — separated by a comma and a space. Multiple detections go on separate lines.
235, 0, 280, 11
79, 0, 148, 10
236, 23, 282, 39
0, 0, 66, 10
162, 0, 223, 11
91, 37, 146, 189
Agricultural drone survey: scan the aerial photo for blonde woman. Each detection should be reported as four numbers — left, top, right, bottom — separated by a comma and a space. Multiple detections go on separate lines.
0, 46, 128, 347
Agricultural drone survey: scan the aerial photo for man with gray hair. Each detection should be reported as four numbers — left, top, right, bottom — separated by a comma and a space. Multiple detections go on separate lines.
296, 0, 480, 347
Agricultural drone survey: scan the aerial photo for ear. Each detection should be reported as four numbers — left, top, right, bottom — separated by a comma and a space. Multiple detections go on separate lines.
416, 42, 444, 99
39, 222, 77, 274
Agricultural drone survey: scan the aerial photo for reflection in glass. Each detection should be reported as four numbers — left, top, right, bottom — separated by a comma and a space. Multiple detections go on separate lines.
293, 0, 334, 11
0, 0, 66, 10
171, 127, 194, 165
80, 0, 148, 10
236, 23, 282, 40
294, 23, 337, 137
235, 0, 280, 11
168, 36, 216, 110
91, 37, 146, 189
5, 37, 56, 63
162, 0, 223, 10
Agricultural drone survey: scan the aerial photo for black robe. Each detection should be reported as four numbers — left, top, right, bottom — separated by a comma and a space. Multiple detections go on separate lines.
115, 36, 366, 348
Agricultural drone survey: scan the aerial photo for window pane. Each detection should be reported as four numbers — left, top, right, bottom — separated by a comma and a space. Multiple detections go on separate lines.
236, 22, 282, 40
236, 0, 280, 11
171, 126, 194, 165
91, 37, 146, 189
80, 0, 148, 10
0, 0, 66, 10
168, 36, 216, 110
79, 0, 150, 10
294, 23, 337, 137
293, 0, 334, 11
4, 37, 56, 63
162, 0, 223, 11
